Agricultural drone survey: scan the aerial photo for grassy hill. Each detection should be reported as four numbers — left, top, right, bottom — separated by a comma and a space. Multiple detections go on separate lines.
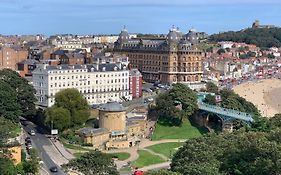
209, 27, 281, 48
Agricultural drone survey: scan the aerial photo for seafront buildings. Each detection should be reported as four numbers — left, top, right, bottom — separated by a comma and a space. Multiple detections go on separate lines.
114, 27, 204, 85
32, 62, 131, 107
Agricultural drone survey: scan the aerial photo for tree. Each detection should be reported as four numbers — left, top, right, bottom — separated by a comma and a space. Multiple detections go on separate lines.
206, 82, 218, 94
270, 114, 281, 128
206, 46, 213, 53
0, 69, 36, 119
204, 94, 216, 105
217, 48, 225, 55
247, 51, 256, 57
267, 53, 275, 59
171, 131, 281, 175
0, 81, 22, 122
0, 117, 20, 145
0, 156, 16, 175
63, 151, 118, 175
23, 148, 39, 174
169, 83, 198, 118
54, 88, 89, 113
51, 88, 90, 127
209, 27, 281, 48
45, 107, 71, 131
156, 84, 198, 126
156, 92, 182, 126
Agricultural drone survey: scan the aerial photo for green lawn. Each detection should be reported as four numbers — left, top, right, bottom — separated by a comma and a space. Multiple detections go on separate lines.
151, 119, 208, 140
62, 141, 92, 151
108, 152, 130, 161
146, 142, 184, 158
73, 152, 86, 158
132, 150, 165, 168
119, 166, 133, 173
73, 152, 130, 161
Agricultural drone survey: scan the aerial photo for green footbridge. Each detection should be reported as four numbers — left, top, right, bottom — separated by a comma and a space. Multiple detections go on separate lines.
197, 92, 254, 123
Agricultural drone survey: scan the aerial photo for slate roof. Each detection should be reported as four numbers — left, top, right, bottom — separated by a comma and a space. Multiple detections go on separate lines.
98, 101, 125, 112
44, 63, 123, 72
78, 127, 108, 136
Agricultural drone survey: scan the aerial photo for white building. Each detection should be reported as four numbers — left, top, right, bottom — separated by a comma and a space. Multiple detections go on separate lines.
55, 40, 83, 51
219, 41, 234, 49
32, 63, 131, 107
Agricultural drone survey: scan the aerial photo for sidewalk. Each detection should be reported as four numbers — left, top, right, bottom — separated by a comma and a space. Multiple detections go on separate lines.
50, 139, 75, 160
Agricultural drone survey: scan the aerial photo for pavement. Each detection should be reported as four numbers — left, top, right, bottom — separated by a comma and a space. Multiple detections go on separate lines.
22, 122, 67, 175
50, 139, 75, 160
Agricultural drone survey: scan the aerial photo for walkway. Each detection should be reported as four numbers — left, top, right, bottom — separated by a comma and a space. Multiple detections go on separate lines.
197, 92, 254, 123
139, 161, 171, 172
50, 139, 75, 160
105, 138, 186, 163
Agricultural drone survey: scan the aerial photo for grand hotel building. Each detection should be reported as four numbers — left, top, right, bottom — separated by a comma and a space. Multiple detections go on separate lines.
114, 27, 204, 85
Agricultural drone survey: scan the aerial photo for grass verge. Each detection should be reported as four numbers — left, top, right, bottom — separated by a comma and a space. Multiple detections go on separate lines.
146, 142, 184, 158
132, 150, 165, 168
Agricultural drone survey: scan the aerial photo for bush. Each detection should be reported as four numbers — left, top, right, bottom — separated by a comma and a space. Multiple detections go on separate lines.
82, 143, 93, 147
60, 130, 82, 145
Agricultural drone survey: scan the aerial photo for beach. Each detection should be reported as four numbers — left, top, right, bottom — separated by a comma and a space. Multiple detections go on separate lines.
233, 78, 281, 118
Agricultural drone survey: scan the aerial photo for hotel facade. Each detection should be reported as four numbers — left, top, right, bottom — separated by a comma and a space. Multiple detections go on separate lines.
114, 27, 204, 85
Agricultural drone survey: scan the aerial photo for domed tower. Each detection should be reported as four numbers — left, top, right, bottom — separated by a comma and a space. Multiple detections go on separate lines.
186, 28, 199, 45
98, 102, 126, 133
117, 26, 129, 45
166, 26, 180, 51
166, 26, 180, 44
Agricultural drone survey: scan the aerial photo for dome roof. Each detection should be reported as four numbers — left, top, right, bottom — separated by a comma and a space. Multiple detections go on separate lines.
185, 29, 198, 44
99, 101, 125, 112
167, 27, 180, 43
117, 27, 129, 44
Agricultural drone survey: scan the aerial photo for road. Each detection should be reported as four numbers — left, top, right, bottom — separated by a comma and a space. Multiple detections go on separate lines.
22, 122, 66, 175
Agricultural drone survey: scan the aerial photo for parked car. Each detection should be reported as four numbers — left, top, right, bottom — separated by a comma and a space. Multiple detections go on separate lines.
133, 170, 144, 175
29, 130, 35, 136
25, 140, 31, 145
157, 84, 165, 88
144, 97, 154, 103
26, 144, 32, 150
25, 137, 31, 142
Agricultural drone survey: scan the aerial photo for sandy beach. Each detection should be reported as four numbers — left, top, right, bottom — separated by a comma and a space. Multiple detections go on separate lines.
233, 78, 281, 118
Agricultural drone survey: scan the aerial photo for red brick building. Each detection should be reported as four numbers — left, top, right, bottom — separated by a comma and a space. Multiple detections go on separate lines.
0, 47, 28, 70
129, 69, 142, 98
60, 53, 85, 65
17, 59, 38, 77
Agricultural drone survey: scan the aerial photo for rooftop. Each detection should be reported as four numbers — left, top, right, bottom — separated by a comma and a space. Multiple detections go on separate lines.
99, 101, 125, 112
78, 127, 108, 136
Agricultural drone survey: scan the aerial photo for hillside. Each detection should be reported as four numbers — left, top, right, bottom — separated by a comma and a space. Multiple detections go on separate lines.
209, 27, 281, 48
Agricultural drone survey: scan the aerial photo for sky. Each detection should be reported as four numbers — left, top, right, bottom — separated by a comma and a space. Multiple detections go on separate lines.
1, 0, 281, 35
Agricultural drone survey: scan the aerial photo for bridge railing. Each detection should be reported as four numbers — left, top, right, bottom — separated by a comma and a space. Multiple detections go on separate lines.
198, 102, 254, 122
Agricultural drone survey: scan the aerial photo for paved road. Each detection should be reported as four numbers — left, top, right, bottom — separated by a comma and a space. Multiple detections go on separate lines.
23, 122, 66, 175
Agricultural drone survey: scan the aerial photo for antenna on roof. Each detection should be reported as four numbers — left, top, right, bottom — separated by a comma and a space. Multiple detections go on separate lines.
123, 25, 127, 31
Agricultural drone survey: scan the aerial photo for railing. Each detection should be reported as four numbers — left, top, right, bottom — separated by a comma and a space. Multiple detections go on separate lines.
198, 102, 254, 123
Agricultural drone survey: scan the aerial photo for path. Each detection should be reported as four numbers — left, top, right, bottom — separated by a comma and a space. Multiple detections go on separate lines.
105, 138, 186, 163
50, 139, 75, 160
139, 161, 171, 172
141, 148, 169, 161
